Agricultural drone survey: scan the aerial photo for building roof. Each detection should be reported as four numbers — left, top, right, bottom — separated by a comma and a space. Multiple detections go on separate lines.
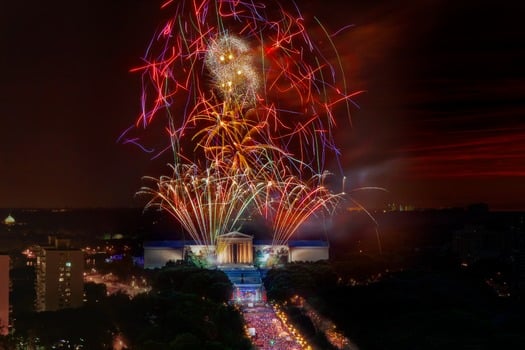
287, 240, 329, 247
3, 214, 15, 225
144, 240, 196, 248
218, 231, 253, 239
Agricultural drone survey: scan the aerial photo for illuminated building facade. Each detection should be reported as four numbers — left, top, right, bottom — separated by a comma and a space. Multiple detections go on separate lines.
143, 232, 329, 269
288, 240, 330, 262
0, 254, 9, 335
35, 238, 84, 312
143, 233, 328, 302
217, 232, 254, 265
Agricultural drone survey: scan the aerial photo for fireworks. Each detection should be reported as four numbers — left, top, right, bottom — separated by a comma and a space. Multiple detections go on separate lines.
142, 163, 267, 247
205, 34, 259, 108
125, 0, 359, 248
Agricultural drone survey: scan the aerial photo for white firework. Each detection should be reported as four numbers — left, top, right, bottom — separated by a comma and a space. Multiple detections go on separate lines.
204, 34, 259, 108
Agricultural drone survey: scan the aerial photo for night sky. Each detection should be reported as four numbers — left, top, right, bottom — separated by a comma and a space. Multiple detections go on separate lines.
1, 0, 524, 210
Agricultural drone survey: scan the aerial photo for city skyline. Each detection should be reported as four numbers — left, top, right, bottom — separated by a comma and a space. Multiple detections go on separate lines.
1, 0, 524, 210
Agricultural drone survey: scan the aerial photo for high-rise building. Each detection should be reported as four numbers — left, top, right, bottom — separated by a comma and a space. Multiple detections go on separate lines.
35, 237, 84, 312
0, 254, 9, 335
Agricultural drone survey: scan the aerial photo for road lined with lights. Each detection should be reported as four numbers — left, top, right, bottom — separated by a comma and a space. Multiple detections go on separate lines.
84, 271, 150, 298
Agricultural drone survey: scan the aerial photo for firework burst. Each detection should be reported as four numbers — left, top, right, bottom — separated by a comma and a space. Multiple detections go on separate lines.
205, 34, 260, 108
126, 0, 360, 248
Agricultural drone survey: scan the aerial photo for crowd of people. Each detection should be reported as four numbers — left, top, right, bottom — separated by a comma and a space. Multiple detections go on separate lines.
242, 303, 306, 349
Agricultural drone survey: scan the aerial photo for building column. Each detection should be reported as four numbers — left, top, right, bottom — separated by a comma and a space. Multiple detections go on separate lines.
228, 243, 233, 264
237, 243, 241, 264
243, 242, 249, 263
241, 242, 246, 263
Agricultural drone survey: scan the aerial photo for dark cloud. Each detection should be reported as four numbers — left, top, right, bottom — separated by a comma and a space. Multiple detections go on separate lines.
326, 0, 525, 210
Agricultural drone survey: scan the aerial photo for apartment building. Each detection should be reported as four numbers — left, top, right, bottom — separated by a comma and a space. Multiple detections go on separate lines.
35, 238, 84, 312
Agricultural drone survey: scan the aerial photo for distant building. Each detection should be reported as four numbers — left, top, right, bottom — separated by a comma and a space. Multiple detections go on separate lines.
2, 214, 15, 226
385, 203, 415, 212
0, 254, 9, 335
288, 240, 330, 262
143, 240, 186, 269
35, 237, 84, 312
